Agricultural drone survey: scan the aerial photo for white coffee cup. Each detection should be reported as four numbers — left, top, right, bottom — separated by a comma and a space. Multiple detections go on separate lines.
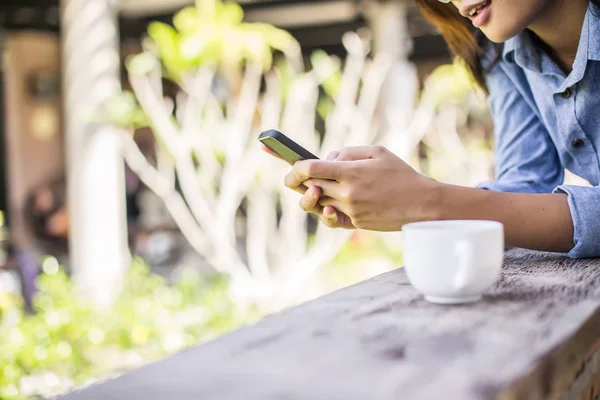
402, 220, 504, 304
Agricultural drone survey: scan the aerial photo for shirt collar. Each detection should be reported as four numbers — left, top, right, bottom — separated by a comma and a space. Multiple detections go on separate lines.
502, 30, 541, 73
502, 1, 600, 85
589, 1, 600, 61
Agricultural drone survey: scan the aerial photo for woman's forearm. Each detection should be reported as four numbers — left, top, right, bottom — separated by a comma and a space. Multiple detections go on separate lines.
432, 184, 575, 253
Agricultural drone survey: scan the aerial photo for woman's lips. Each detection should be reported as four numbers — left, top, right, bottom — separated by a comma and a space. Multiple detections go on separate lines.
471, 1, 492, 28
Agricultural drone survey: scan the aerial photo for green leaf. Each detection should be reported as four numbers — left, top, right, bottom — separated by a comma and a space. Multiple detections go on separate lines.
147, 22, 191, 79
195, 0, 218, 21
179, 29, 218, 62
252, 23, 296, 52
218, 28, 245, 69
173, 7, 201, 33
215, 2, 244, 25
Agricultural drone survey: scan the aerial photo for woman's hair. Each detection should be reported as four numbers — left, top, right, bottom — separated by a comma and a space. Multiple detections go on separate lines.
414, 0, 600, 93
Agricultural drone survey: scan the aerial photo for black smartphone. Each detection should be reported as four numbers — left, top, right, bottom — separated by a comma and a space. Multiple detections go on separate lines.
258, 129, 319, 164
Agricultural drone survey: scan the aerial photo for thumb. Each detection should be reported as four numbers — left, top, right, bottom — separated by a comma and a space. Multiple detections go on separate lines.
326, 151, 340, 161
335, 146, 385, 161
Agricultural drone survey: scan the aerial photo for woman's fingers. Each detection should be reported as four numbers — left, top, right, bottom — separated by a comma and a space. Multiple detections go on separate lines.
317, 196, 352, 217
285, 169, 306, 191
321, 206, 339, 227
292, 160, 345, 183
292, 183, 309, 195
297, 187, 356, 229
284, 150, 341, 192
303, 178, 345, 199
290, 149, 356, 230
321, 206, 355, 229
299, 187, 337, 212
299, 186, 323, 213
299, 180, 354, 223
299, 187, 352, 228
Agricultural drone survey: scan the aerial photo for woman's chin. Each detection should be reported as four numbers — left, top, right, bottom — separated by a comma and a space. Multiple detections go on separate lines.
480, 26, 522, 44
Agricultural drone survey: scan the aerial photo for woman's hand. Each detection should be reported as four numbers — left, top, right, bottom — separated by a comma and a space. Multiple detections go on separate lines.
285, 146, 441, 231
261, 144, 353, 228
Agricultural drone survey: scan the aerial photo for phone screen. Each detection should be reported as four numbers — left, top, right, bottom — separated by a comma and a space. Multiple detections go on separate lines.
259, 130, 319, 164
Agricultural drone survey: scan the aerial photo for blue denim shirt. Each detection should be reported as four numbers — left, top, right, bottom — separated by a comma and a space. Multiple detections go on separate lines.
478, 2, 600, 258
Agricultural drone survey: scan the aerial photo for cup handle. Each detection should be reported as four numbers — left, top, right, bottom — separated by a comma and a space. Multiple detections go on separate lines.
454, 240, 475, 291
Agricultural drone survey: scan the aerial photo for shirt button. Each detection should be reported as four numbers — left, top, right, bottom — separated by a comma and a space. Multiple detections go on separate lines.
572, 138, 585, 149
560, 88, 572, 99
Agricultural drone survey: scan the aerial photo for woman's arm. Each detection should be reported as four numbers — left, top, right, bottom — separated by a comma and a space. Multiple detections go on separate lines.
288, 146, 575, 254
434, 184, 574, 253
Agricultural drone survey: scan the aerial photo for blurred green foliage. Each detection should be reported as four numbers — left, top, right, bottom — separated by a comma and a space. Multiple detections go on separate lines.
422, 59, 483, 108
310, 50, 343, 121
102, 90, 150, 130
0, 258, 258, 399
140, 0, 297, 80
107, 0, 348, 133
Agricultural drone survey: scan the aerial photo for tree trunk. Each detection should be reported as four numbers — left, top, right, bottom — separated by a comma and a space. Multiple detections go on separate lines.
61, 0, 129, 306
364, 0, 418, 134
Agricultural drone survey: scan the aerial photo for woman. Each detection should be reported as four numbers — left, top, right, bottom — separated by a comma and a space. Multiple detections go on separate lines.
269, 0, 600, 258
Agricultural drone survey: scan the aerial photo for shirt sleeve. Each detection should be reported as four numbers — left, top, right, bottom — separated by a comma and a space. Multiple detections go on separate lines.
552, 185, 600, 258
477, 63, 564, 193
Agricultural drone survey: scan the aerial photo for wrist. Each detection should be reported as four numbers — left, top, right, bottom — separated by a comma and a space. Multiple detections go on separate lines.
422, 182, 478, 222
420, 180, 449, 223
